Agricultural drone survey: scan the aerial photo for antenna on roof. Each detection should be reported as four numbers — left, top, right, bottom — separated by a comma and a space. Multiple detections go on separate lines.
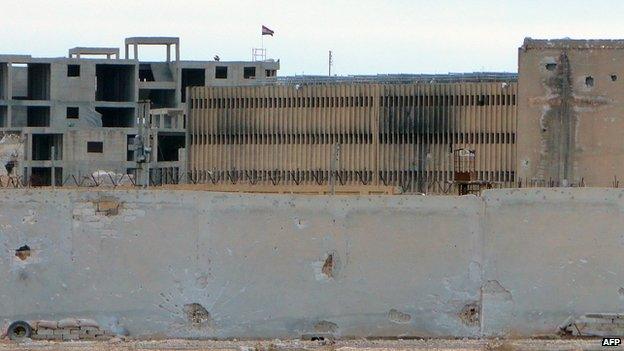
328, 50, 333, 77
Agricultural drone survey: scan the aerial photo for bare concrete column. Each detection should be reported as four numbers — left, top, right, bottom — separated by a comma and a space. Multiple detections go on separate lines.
134, 44, 139, 60
178, 148, 187, 184
6, 63, 12, 121
24, 133, 31, 161
51, 146, 55, 188
166, 44, 171, 62
175, 44, 180, 62
6, 65, 11, 127
125, 44, 129, 59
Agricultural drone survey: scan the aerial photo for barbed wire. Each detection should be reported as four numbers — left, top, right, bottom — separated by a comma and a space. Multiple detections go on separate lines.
0, 171, 606, 195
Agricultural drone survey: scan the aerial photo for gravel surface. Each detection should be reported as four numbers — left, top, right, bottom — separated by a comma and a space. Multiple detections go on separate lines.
0, 338, 620, 351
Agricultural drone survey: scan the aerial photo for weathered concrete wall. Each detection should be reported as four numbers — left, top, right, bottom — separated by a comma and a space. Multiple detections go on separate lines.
482, 188, 624, 337
517, 38, 624, 186
0, 190, 483, 339
0, 188, 621, 339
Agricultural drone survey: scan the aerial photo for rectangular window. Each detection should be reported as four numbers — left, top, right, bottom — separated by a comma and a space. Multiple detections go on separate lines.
215, 66, 228, 79
244, 67, 256, 79
66, 107, 79, 119
265, 69, 276, 77
87, 141, 103, 153
67, 64, 80, 77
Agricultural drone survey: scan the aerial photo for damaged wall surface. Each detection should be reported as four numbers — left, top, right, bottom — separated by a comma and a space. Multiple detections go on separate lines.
0, 133, 24, 177
517, 39, 624, 186
0, 188, 622, 338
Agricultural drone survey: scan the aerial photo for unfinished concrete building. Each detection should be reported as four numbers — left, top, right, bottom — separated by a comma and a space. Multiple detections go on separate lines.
517, 38, 624, 187
0, 37, 279, 185
5, 36, 624, 191
187, 77, 518, 193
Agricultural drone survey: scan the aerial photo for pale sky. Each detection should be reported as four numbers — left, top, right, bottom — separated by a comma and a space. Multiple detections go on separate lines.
2, 0, 624, 75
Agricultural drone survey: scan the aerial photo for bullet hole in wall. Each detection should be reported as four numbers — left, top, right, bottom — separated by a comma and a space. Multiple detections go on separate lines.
611, 74, 618, 82
545, 63, 557, 71
585, 76, 594, 87
183, 303, 211, 327
15, 245, 31, 260
322, 253, 334, 278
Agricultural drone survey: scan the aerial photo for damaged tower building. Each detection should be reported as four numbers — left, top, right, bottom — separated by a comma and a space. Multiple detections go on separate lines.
1, 37, 623, 191
0, 37, 279, 185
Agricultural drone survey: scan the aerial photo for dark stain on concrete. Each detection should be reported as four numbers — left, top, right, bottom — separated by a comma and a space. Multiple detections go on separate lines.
541, 50, 575, 183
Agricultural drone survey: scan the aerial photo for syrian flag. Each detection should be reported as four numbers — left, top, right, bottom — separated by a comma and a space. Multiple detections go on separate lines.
262, 25, 274, 36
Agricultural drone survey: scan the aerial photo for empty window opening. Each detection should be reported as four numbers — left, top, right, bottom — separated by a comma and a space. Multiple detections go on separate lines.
32, 134, 62, 160
11, 63, 50, 100
139, 89, 176, 109
27, 107, 50, 127
67, 64, 80, 77
545, 63, 557, 71
30, 167, 62, 187
181, 68, 205, 103
585, 76, 594, 87
87, 141, 103, 153
157, 134, 185, 161
27, 64, 51, 100
477, 95, 486, 106
0, 106, 7, 128
138, 64, 155, 81
265, 69, 276, 77
15, 245, 31, 261
96, 107, 135, 127
215, 66, 228, 79
96, 64, 135, 102
66, 107, 79, 119
243, 67, 256, 79
611, 74, 618, 82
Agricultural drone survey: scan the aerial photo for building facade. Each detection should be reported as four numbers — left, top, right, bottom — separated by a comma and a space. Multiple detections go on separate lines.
517, 38, 624, 187
187, 79, 518, 193
5, 37, 624, 191
0, 37, 279, 185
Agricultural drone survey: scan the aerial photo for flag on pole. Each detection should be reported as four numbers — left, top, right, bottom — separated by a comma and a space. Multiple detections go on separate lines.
262, 25, 274, 36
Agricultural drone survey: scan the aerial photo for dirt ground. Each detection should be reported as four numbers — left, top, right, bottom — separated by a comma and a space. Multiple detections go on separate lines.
0, 338, 621, 351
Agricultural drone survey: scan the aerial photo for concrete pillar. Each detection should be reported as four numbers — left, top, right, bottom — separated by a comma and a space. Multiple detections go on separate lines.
166, 44, 171, 62
178, 148, 187, 184
6, 63, 12, 127
24, 133, 31, 161
51, 146, 55, 188
125, 44, 129, 59
175, 44, 180, 62
134, 44, 139, 60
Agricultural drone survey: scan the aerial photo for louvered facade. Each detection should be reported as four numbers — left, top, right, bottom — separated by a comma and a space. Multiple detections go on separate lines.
188, 82, 517, 193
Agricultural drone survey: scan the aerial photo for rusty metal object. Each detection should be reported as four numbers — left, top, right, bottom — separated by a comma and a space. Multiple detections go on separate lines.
559, 314, 624, 337
11, 318, 114, 341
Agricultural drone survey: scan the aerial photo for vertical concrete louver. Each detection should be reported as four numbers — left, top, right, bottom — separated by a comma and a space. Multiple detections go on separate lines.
188, 82, 517, 193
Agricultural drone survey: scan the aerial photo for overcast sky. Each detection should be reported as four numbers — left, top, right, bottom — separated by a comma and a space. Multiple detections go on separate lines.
3, 0, 624, 75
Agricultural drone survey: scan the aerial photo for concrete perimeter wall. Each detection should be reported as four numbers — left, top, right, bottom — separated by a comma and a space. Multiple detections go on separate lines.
0, 188, 621, 339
